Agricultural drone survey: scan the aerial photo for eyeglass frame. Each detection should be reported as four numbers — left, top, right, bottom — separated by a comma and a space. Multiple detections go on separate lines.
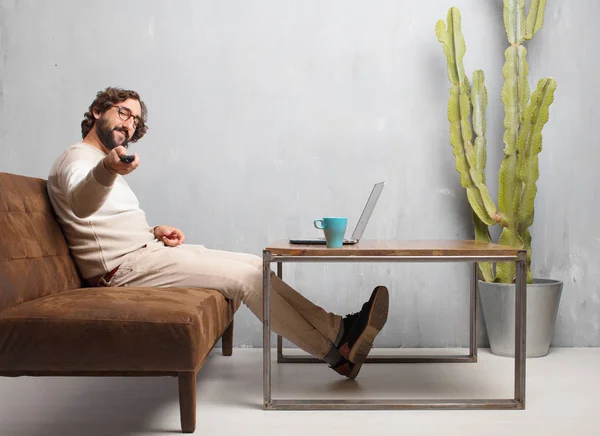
111, 105, 143, 129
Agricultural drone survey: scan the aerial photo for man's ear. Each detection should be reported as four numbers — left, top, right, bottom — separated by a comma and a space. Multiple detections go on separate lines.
92, 106, 103, 120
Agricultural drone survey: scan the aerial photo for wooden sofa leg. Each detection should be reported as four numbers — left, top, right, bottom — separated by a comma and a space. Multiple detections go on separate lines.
222, 319, 233, 356
178, 371, 197, 433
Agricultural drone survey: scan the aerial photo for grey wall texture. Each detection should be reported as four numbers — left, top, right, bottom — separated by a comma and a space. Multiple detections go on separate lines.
0, 0, 598, 348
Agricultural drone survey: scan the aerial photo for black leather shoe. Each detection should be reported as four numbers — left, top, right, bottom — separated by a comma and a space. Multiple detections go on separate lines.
338, 286, 389, 365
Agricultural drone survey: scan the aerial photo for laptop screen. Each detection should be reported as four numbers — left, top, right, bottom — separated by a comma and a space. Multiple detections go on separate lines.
351, 182, 385, 240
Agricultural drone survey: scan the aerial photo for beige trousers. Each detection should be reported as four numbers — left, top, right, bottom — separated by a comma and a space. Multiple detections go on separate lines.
109, 241, 342, 359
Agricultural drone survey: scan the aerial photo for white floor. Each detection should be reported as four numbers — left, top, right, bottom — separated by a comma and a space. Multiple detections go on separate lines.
0, 348, 598, 436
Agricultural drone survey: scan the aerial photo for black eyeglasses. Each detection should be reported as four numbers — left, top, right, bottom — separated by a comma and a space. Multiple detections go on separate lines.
112, 105, 143, 129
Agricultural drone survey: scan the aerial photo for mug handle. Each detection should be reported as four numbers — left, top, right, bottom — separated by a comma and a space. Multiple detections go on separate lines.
314, 219, 324, 229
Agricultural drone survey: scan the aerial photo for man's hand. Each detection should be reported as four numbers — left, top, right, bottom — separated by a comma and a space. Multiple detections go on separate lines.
154, 225, 185, 247
103, 146, 139, 175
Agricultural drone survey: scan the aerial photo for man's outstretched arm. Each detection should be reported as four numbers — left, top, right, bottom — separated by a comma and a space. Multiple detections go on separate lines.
65, 145, 138, 218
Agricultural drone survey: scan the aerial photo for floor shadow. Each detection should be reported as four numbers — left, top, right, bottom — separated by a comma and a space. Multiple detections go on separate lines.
0, 353, 235, 436
0, 374, 182, 436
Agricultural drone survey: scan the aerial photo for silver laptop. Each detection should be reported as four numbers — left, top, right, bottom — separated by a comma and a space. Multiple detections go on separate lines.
289, 181, 385, 245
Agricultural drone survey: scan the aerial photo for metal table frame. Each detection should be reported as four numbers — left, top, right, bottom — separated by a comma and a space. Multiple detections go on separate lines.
262, 248, 528, 410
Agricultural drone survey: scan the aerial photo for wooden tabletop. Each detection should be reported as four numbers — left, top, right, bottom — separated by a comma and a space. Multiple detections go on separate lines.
265, 240, 521, 257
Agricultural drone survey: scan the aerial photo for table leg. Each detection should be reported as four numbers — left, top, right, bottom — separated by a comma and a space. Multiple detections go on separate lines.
470, 261, 478, 361
276, 262, 284, 363
263, 250, 272, 408
514, 250, 527, 408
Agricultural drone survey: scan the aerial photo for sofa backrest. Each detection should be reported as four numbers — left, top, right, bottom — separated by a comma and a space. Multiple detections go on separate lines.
0, 172, 82, 312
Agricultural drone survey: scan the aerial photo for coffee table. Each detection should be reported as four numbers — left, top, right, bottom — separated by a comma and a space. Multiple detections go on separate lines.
262, 240, 527, 410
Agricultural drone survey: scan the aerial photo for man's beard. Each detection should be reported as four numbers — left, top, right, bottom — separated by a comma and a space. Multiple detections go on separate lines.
96, 117, 130, 150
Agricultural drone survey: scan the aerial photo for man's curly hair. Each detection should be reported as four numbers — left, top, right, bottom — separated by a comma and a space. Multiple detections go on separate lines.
81, 87, 148, 142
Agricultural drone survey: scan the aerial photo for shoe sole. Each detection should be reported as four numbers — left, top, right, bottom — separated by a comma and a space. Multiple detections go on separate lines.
346, 286, 389, 365
347, 361, 362, 379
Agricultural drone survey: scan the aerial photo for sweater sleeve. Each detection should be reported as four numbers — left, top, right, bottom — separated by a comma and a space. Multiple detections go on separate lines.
62, 159, 118, 219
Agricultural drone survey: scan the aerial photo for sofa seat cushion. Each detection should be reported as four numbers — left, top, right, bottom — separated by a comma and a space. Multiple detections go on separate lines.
0, 287, 238, 373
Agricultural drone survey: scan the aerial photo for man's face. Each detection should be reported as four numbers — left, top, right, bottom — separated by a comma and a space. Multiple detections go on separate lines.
94, 98, 142, 151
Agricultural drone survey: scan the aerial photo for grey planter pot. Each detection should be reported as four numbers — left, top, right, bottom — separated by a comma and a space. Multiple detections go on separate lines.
479, 279, 563, 358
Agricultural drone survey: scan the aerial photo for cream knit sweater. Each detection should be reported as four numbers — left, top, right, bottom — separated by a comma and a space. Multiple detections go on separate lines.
47, 142, 155, 279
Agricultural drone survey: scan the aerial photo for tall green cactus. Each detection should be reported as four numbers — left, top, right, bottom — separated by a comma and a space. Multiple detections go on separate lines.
436, 0, 557, 284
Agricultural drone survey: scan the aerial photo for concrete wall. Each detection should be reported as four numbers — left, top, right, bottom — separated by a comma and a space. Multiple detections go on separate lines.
1, 0, 598, 348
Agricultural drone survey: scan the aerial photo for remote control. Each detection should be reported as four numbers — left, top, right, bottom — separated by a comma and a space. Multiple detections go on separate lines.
120, 155, 135, 163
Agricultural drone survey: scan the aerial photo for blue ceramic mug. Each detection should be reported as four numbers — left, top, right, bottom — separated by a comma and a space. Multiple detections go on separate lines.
314, 217, 348, 248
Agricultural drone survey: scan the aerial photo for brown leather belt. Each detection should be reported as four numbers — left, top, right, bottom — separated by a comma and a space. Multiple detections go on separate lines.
85, 266, 120, 287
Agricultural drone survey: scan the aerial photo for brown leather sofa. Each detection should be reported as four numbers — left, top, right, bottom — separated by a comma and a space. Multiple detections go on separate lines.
0, 172, 239, 433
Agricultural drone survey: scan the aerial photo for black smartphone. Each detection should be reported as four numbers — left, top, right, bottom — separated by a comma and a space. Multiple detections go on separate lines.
120, 155, 135, 163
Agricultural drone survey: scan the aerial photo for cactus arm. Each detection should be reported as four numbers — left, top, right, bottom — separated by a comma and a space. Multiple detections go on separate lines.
495, 45, 529, 283
498, 79, 555, 284
504, 0, 525, 44
470, 70, 494, 281
496, 0, 531, 284
435, 10, 463, 85
514, 78, 557, 283
516, 78, 557, 229
472, 71, 487, 179
437, 8, 498, 226
525, 0, 547, 40
502, 0, 530, 150
498, 44, 530, 228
